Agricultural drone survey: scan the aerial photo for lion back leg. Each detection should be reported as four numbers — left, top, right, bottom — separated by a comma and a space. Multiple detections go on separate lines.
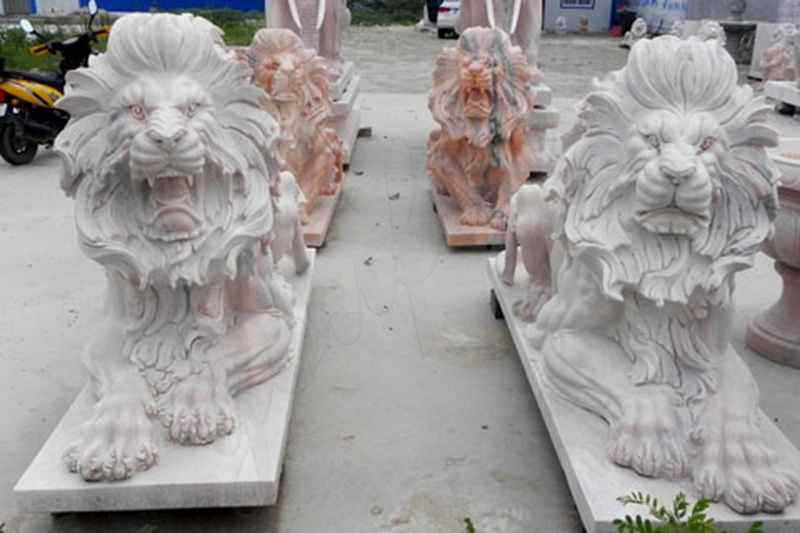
693, 350, 800, 513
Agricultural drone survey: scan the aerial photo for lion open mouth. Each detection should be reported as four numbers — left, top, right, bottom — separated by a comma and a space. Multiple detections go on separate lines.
635, 206, 710, 235
141, 173, 204, 242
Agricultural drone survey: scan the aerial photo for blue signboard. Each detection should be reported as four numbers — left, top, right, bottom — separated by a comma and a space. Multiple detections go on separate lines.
81, 0, 264, 13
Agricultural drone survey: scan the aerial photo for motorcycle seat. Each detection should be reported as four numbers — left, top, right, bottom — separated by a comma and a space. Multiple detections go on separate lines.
4, 70, 64, 92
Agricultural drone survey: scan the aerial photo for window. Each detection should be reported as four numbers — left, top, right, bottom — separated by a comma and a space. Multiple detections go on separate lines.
560, 0, 595, 8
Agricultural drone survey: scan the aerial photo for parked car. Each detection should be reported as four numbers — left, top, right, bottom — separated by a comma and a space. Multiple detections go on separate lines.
437, 0, 460, 38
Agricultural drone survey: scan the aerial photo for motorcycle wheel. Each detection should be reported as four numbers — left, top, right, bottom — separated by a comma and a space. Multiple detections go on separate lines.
0, 124, 38, 165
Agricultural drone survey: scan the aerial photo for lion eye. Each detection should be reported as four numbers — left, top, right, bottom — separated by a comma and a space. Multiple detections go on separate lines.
645, 134, 661, 150
129, 104, 146, 121
699, 136, 717, 153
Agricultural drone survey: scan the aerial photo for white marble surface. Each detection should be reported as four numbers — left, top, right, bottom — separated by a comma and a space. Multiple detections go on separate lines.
13, 252, 316, 513
488, 252, 800, 533
766, 80, 800, 106
331, 61, 355, 101
331, 74, 361, 118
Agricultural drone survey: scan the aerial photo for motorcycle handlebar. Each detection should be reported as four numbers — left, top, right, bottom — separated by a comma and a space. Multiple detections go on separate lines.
27, 26, 110, 57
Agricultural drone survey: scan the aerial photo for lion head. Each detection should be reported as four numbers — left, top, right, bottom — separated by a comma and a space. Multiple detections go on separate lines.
429, 27, 538, 148
547, 36, 779, 305
250, 29, 331, 145
56, 14, 280, 288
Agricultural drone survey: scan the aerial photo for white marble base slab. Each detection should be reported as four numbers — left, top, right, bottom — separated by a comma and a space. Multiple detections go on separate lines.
766, 81, 800, 107
331, 61, 354, 101
487, 252, 800, 533
531, 83, 552, 108
332, 74, 360, 119
14, 252, 316, 513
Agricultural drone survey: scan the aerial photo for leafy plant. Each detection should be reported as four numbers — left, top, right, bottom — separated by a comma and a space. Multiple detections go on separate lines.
463, 517, 476, 533
614, 492, 763, 533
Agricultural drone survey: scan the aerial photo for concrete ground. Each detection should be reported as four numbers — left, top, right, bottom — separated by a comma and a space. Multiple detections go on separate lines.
2, 27, 800, 533
345, 27, 629, 95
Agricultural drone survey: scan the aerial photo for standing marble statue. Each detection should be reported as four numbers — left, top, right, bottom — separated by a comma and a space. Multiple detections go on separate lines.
249, 28, 344, 223
266, 0, 350, 81
760, 23, 798, 83
502, 35, 800, 513
54, 13, 307, 481
456, 0, 542, 64
428, 27, 536, 230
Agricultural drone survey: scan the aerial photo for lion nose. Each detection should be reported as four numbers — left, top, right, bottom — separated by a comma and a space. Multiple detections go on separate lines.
147, 127, 187, 153
659, 149, 696, 186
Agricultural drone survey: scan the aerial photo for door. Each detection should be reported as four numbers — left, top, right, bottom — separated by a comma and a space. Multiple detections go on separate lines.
3, 0, 32, 14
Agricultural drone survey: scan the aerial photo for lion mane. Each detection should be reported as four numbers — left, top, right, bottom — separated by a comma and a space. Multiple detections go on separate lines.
547, 36, 779, 307
250, 28, 332, 141
55, 13, 281, 288
428, 27, 538, 148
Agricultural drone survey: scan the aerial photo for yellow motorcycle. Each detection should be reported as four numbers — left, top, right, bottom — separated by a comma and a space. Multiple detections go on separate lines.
0, 0, 109, 165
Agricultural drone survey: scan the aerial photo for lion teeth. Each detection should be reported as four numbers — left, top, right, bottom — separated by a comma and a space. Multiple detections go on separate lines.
187, 175, 194, 187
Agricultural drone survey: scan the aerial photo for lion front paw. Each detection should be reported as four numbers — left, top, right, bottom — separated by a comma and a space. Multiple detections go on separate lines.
607, 394, 689, 480
459, 206, 494, 226
63, 395, 159, 481
161, 374, 236, 445
694, 417, 800, 513
489, 210, 508, 231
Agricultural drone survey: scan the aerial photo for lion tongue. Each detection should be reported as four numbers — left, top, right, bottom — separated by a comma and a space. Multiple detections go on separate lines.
158, 210, 196, 233
150, 176, 196, 234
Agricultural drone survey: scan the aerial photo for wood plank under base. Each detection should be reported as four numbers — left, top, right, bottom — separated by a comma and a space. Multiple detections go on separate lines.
14, 252, 316, 513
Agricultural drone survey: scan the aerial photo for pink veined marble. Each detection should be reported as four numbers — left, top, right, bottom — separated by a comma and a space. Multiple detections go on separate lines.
760, 24, 798, 83
427, 27, 537, 231
746, 180, 800, 368
250, 29, 344, 223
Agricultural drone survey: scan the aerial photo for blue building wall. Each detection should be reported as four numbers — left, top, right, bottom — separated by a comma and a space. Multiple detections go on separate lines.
80, 0, 264, 13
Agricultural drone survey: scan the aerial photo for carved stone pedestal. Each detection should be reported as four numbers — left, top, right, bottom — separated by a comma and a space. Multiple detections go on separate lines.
488, 253, 800, 533
747, 263, 800, 368
527, 83, 559, 175
766, 80, 800, 108
15, 254, 316, 512
329, 71, 362, 167
747, 183, 800, 368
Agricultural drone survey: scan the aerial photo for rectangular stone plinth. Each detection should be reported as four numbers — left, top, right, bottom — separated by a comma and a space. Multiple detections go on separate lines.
14, 252, 316, 513
487, 253, 800, 533
431, 189, 504, 247
528, 108, 560, 130
332, 74, 360, 119
531, 83, 552, 108
331, 61, 354, 101
303, 177, 345, 248
766, 81, 800, 107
